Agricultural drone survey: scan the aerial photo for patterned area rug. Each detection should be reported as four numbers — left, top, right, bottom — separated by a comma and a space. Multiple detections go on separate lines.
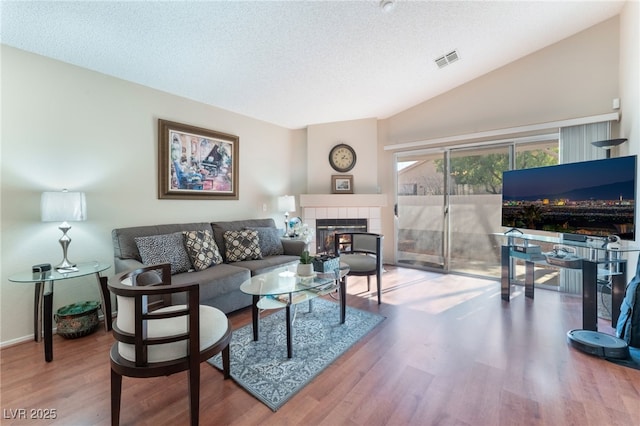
208, 297, 384, 411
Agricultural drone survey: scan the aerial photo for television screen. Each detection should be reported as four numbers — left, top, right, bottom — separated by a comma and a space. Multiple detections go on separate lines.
502, 155, 637, 240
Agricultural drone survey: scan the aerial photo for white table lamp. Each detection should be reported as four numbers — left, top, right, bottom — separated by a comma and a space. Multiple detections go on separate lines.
277, 195, 296, 236
41, 189, 87, 269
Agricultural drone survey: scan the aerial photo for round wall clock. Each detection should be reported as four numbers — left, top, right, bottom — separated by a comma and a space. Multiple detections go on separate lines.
329, 143, 357, 173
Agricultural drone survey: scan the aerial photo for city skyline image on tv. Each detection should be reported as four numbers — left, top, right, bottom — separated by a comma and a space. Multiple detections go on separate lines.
501, 155, 637, 240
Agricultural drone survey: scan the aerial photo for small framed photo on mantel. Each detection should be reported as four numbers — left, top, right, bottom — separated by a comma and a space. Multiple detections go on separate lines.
331, 174, 354, 194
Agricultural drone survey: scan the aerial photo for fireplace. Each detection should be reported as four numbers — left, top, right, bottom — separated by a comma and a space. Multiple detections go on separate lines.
316, 219, 367, 254
299, 193, 385, 255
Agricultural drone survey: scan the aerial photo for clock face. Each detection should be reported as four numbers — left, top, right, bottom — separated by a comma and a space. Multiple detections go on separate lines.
329, 143, 356, 172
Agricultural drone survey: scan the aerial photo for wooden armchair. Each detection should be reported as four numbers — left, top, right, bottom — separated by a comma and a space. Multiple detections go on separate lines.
108, 263, 231, 426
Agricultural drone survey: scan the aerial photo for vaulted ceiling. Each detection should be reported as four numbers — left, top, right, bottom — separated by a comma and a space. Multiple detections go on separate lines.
0, 1, 626, 129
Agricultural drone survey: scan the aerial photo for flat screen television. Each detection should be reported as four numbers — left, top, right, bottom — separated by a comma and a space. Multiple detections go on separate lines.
501, 155, 637, 241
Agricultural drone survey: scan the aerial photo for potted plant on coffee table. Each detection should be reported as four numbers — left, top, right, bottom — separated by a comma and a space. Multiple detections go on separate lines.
297, 250, 315, 277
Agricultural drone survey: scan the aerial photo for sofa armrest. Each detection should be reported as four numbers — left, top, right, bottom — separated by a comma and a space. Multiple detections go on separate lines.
281, 239, 306, 256
114, 258, 146, 275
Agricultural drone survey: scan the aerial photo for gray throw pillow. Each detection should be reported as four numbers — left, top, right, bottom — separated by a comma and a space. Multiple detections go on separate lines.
223, 230, 262, 262
135, 233, 192, 274
246, 226, 284, 257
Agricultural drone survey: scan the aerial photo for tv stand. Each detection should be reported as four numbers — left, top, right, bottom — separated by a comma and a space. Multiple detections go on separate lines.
497, 233, 638, 331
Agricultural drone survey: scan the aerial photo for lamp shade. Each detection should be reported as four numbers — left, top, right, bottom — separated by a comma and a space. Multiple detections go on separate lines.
591, 138, 627, 149
277, 195, 295, 213
41, 190, 87, 222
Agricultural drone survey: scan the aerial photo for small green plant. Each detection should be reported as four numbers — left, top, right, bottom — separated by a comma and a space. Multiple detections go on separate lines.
299, 250, 314, 264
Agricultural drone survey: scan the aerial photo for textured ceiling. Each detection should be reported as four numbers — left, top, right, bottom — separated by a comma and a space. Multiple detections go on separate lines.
0, 1, 626, 129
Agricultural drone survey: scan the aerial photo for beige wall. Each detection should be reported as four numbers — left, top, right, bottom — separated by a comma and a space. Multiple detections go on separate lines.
306, 118, 379, 194
0, 46, 305, 344
382, 16, 620, 145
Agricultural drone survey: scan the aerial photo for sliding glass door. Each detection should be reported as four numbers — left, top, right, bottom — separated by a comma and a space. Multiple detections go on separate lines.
448, 146, 510, 276
395, 139, 559, 279
395, 150, 447, 270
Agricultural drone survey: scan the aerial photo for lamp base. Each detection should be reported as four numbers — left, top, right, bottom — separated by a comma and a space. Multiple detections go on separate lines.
56, 223, 76, 270
283, 212, 290, 237
56, 259, 77, 270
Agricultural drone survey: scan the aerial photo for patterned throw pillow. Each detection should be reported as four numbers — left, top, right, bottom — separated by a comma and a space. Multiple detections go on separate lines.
134, 233, 192, 275
183, 230, 223, 271
223, 229, 262, 262
246, 226, 284, 257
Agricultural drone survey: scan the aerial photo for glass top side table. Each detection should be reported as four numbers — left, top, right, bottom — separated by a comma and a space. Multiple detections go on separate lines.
8, 261, 112, 362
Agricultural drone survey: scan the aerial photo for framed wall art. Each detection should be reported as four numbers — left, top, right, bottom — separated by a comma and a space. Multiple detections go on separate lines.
158, 119, 239, 200
331, 174, 354, 194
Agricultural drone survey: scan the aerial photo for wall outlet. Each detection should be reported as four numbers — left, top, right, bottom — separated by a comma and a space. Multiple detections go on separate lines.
262, 203, 267, 212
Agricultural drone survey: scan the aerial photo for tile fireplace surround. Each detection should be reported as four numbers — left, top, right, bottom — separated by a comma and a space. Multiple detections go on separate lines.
299, 194, 387, 255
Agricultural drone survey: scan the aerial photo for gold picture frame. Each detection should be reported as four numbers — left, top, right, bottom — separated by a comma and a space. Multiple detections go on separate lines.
158, 119, 239, 200
331, 174, 354, 194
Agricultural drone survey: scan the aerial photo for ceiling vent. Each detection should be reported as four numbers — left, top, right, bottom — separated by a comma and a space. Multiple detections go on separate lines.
435, 50, 460, 69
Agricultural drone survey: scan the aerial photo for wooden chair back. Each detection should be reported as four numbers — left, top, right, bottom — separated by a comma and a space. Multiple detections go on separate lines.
108, 263, 231, 425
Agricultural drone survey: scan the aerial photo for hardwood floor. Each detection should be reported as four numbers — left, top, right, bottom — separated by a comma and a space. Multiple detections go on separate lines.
2, 266, 639, 425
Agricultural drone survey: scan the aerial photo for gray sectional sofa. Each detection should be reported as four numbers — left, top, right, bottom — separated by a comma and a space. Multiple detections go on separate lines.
112, 218, 305, 313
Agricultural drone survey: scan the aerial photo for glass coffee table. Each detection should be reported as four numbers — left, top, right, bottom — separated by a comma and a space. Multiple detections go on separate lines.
240, 263, 349, 358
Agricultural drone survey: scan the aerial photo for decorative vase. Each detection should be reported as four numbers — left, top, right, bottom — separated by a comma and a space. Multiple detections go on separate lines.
297, 263, 314, 277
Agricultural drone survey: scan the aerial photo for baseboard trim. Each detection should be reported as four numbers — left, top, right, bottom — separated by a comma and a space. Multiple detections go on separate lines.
0, 311, 114, 349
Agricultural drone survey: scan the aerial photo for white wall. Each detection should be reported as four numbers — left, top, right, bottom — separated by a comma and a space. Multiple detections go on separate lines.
618, 0, 640, 276
619, 0, 639, 155
0, 46, 303, 345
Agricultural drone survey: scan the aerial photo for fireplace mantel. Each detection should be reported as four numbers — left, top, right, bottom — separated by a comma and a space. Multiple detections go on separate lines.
300, 194, 387, 208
